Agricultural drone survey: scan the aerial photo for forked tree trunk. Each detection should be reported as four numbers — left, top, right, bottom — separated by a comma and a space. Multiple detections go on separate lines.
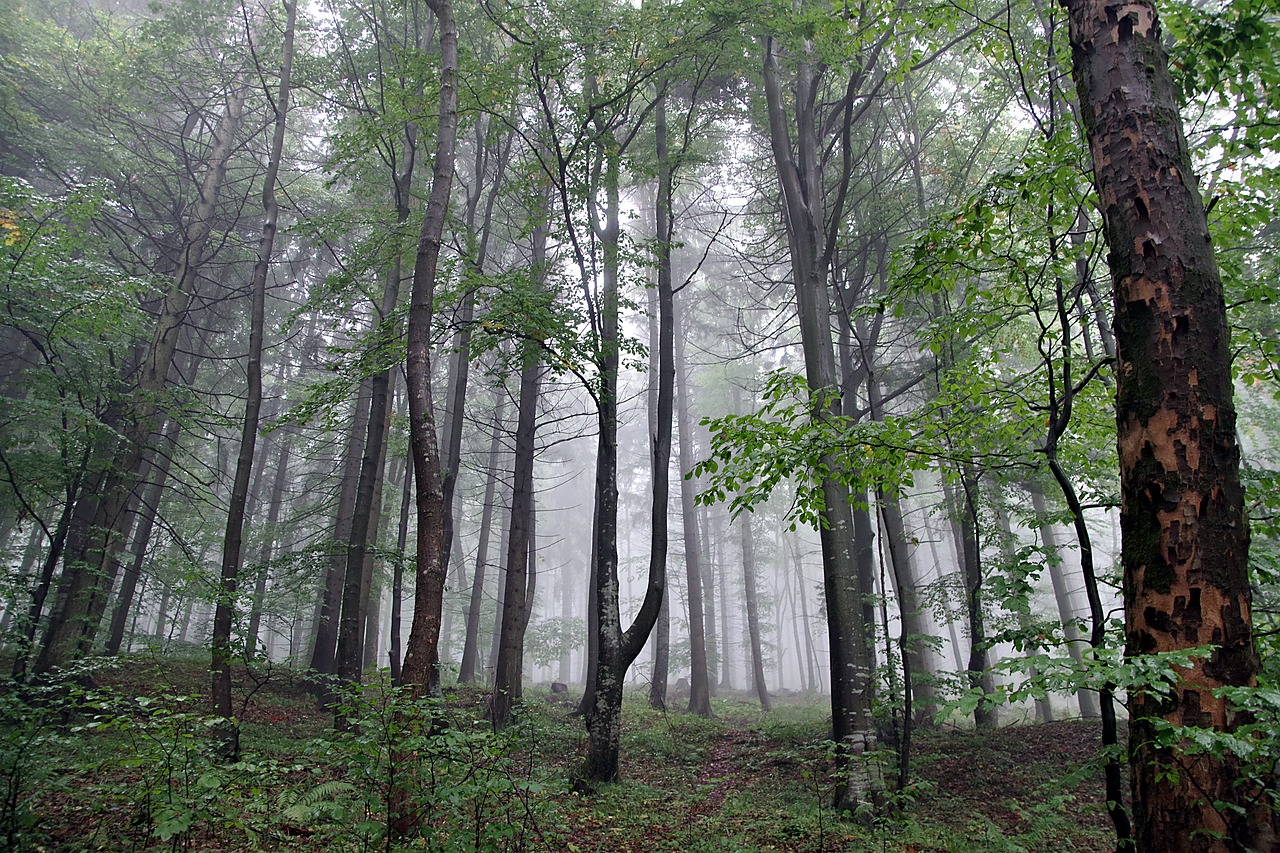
763, 36, 880, 810
39, 82, 248, 675
1062, 0, 1275, 847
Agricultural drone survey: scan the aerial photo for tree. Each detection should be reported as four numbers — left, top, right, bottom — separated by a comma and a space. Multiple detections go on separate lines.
1062, 0, 1277, 847
399, 0, 457, 693
212, 0, 297, 759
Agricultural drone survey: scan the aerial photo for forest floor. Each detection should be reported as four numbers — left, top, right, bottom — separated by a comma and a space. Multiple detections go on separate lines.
1, 651, 1118, 852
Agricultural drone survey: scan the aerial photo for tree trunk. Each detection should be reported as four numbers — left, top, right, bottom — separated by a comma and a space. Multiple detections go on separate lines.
105, 416, 181, 656
310, 376, 372, 676
335, 367, 394, 695
38, 82, 247, 674
763, 37, 880, 810
739, 514, 771, 711
247, 429, 291, 660
459, 383, 507, 683
492, 343, 542, 728
583, 126, 626, 783
1062, 0, 1275, 846
1026, 481, 1099, 719
212, 12, 294, 753
390, 439, 413, 683
944, 472, 996, 729
399, 0, 457, 697
645, 88, 675, 712
674, 294, 711, 718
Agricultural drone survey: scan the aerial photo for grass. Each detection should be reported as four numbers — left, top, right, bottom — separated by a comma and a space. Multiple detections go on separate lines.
0, 655, 1117, 852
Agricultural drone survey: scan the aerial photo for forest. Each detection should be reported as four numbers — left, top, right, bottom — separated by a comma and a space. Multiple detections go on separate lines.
1, 0, 1278, 848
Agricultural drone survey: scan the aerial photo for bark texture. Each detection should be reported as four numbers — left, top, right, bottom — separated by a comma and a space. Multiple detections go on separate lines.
1062, 0, 1275, 848
399, 0, 457, 694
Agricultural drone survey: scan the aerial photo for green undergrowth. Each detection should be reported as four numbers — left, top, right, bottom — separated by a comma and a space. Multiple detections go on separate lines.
0, 654, 1113, 852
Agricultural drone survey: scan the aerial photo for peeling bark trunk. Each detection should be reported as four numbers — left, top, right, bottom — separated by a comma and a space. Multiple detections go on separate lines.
1062, 0, 1274, 847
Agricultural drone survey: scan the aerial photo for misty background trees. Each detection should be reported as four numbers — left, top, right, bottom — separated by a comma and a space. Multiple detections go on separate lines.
2, 0, 1278, 846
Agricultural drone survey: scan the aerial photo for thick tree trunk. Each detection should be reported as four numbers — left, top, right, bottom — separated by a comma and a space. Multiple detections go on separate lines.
1062, 0, 1275, 847
763, 37, 880, 810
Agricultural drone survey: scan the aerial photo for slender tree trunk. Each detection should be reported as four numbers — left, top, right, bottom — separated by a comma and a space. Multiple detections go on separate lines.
740, 514, 770, 710
943, 474, 996, 729
1063, 0, 1273, 845
247, 432, 291, 660
336, 107, 419, 692
212, 8, 294, 755
645, 88, 675, 712
1026, 481, 1099, 719
390, 440, 413, 683
105, 417, 181, 656
558, 558, 574, 686
310, 377, 372, 676
459, 384, 507, 683
492, 344, 541, 728
399, 0, 457, 696
674, 295, 711, 717
336, 372, 394, 695
489, 518, 510, 684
